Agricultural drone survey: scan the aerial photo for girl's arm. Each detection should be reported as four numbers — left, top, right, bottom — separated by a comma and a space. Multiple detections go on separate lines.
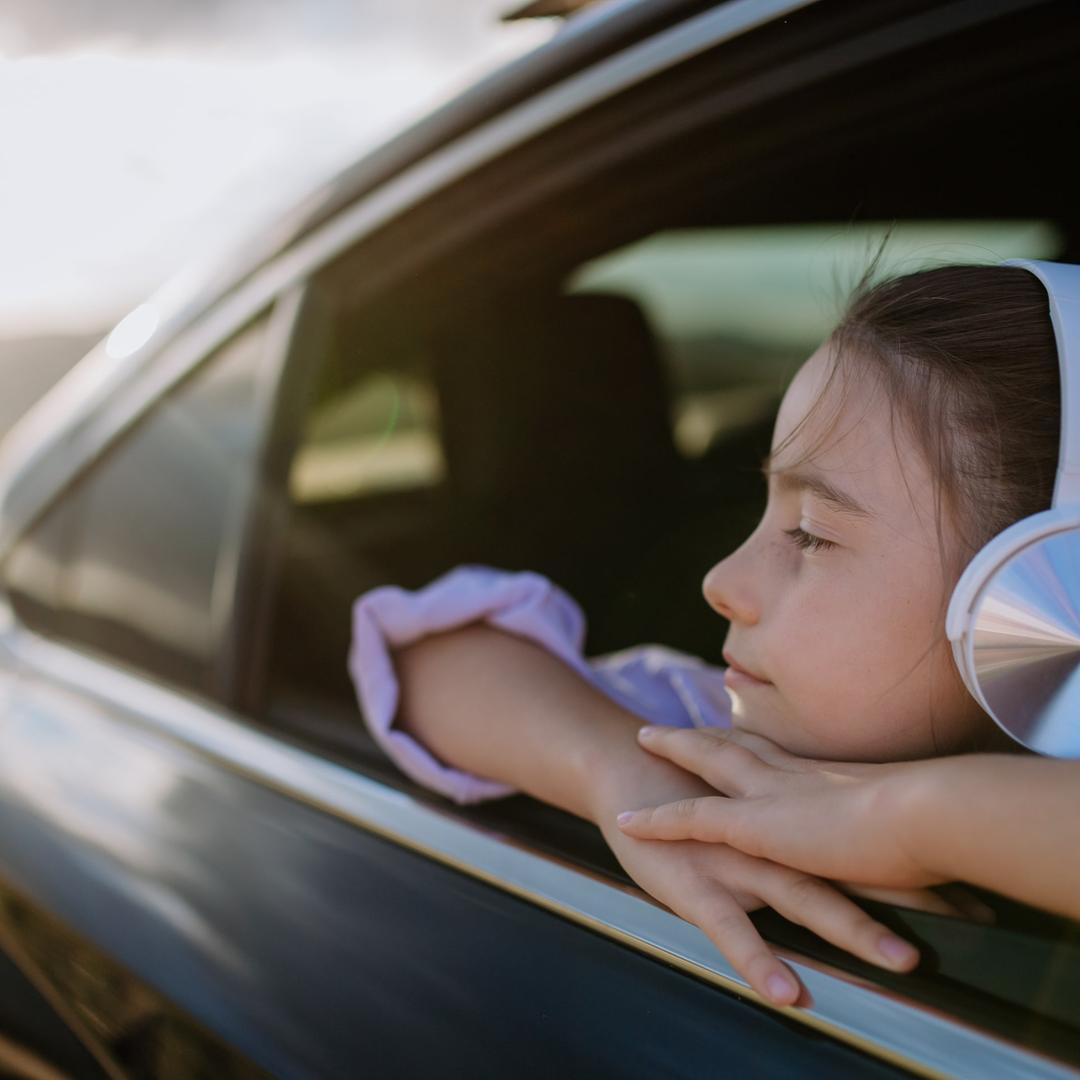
617, 727, 1080, 921
396, 624, 646, 820
395, 626, 927, 1005
907, 755, 1080, 917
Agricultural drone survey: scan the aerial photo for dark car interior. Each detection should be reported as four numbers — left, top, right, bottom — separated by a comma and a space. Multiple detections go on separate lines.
239, 0, 1080, 1057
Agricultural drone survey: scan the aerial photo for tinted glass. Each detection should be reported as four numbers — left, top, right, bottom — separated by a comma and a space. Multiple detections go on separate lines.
6, 313, 270, 696
570, 221, 1063, 457
290, 368, 443, 504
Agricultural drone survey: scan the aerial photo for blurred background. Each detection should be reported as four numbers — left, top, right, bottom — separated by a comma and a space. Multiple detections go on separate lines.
0, 0, 554, 436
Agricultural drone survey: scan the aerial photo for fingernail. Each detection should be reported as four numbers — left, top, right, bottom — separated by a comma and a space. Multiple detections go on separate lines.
766, 972, 798, 1004
616, 812, 633, 826
638, 726, 658, 740
878, 934, 918, 968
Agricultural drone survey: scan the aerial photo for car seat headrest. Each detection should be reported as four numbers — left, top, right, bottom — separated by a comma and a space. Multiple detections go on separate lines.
436, 291, 676, 501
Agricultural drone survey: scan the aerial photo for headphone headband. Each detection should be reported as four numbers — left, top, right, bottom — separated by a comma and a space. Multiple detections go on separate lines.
947, 259, 1080, 756
1003, 259, 1080, 506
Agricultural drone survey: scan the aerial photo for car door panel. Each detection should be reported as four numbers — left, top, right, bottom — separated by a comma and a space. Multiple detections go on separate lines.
0, 654, 911, 1079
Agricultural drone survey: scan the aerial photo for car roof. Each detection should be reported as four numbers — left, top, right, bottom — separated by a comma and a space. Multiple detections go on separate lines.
284, 0, 711, 241
147, 0, 719, 352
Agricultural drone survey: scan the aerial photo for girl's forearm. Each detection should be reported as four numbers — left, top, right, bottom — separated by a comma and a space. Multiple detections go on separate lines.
395, 625, 696, 821
900, 754, 1080, 919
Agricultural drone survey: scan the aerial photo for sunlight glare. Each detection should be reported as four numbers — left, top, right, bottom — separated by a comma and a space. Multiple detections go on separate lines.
106, 303, 160, 358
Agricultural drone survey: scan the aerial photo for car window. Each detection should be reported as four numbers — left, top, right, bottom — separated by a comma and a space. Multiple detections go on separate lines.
5, 311, 272, 698
251, 0, 1080, 740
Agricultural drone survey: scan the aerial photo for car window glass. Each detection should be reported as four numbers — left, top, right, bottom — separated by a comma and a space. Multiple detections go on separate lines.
289, 369, 443, 504
5, 312, 271, 697
569, 220, 1062, 458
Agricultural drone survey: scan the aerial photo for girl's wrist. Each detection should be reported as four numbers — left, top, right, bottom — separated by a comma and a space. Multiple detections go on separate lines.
883, 757, 954, 882
579, 721, 715, 828
575, 722, 650, 824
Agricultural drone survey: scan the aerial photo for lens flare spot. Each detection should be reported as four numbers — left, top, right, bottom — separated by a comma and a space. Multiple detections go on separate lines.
106, 303, 160, 359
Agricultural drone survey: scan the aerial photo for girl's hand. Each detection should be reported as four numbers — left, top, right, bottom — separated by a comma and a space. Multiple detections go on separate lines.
597, 823, 922, 1007
588, 748, 923, 1008
618, 727, 1080, 929
616, 726, 945, 890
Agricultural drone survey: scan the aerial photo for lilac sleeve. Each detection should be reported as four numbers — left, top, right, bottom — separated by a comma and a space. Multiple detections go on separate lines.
348, 565, 731, 805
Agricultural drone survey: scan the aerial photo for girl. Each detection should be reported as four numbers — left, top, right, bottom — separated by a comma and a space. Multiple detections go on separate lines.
349, 260, 1062, 1006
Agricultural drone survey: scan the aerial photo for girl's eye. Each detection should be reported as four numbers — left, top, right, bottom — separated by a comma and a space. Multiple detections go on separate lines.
784, 527, 837, 554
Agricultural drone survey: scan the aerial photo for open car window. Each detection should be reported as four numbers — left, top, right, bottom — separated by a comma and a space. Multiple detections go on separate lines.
234, 0, 1080, 1066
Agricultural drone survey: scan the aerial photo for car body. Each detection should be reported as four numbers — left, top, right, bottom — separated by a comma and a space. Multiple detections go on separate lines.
0, 0, 1079, 1076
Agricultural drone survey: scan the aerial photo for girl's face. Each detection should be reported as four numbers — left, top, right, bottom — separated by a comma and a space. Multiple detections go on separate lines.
704, 343, 988, 761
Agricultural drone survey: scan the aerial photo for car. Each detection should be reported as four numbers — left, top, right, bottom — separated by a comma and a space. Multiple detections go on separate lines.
1, 0, 1079, 1076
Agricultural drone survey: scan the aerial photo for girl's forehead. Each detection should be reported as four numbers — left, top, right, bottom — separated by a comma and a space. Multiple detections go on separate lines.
771, 346, 935, 524
771, 346, 859, 464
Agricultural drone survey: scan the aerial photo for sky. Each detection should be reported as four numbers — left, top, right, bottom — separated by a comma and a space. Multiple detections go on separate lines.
0, 0, 555, 338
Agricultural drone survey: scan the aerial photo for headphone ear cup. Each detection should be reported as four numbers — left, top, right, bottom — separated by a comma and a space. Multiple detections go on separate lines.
952, 511, 1080, 757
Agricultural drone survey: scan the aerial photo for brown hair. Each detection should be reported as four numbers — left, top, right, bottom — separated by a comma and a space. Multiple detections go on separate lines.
808, 262, 1061, 577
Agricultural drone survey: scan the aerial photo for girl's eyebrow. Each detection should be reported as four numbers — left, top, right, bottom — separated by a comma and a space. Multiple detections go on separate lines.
760, 457, 874, 519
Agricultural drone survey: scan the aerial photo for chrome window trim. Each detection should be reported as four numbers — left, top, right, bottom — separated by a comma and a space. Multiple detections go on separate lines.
210, 286, 307, 697
2, 618, 1076, 1080
0, 0, 823, 553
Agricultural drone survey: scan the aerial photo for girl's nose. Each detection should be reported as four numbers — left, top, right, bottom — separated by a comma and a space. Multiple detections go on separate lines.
702, 547, 760, 625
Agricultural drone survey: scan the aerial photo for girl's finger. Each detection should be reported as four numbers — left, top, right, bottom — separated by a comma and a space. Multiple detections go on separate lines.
672, 883, 803, 1006
618, 796, 746, 845
712, 727, 801, 768
637, 726, 770, 795
753, 869, 921, 973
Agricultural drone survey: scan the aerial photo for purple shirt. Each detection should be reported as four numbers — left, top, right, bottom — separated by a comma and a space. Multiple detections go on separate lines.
349, 565, 732, 804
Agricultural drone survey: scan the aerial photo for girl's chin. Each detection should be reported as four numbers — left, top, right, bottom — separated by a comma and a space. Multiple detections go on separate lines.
727, 709, 796, 754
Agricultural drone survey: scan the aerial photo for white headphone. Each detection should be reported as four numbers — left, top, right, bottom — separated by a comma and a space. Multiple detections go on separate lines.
946, 259, 1080, 757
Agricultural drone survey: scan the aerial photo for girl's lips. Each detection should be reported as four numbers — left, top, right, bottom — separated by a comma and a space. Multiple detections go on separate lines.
722, 653, 771, 688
